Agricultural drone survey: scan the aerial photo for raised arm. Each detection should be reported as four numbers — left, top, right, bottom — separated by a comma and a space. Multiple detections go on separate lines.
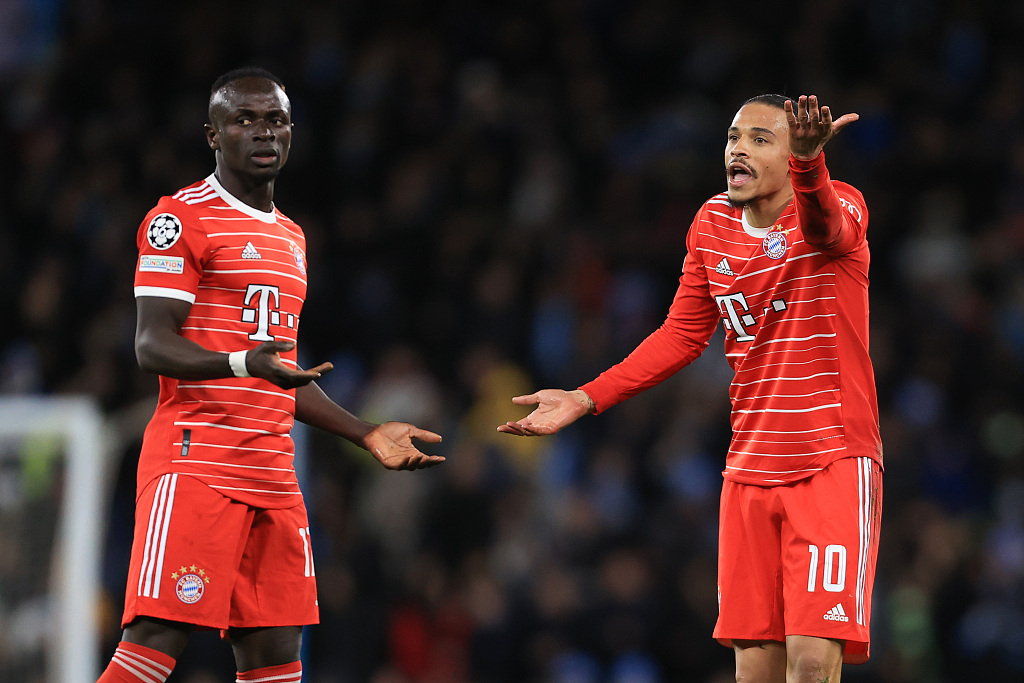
785, 94, 866, 255
785, 94, 858, 162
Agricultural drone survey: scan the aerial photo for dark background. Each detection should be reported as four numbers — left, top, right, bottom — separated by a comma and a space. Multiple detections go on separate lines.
2, 0, 1023, 681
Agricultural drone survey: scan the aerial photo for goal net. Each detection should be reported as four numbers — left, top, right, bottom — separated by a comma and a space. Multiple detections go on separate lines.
0, 396, 108, 683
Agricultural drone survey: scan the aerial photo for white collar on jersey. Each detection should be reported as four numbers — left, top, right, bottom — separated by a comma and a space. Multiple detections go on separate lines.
205, 173, 278, 224
740, 211, 773, 239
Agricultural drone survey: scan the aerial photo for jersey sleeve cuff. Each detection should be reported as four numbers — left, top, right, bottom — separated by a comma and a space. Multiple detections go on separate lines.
789, 152, 830, 191
134, 286, 197, 304
576, 381, 617, 415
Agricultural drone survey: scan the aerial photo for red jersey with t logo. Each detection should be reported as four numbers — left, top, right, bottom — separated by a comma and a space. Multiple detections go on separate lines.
134, 174, 308, 508
581, 154, 882, 485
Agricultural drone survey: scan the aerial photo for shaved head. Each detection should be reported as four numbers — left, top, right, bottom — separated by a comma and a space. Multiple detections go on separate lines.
203, 67, 293, 205
208, 67, 288, 127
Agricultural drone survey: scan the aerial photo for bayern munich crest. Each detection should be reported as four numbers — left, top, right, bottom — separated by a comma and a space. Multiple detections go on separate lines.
762, 230, 788, 259
147, 213, 183, 250
291, 241, 307, 275
172, 565, 209, 604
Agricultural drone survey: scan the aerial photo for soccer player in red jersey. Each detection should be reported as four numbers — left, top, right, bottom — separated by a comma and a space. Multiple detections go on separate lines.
96, 68, 445, 683
500, 94, 882, 682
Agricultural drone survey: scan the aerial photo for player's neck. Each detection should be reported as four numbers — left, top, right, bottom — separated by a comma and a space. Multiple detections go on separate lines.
214, 169, 276, 213
742, 185, 794, 228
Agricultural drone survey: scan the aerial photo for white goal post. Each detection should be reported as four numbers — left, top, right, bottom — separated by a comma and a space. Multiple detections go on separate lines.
0, 396, 108, 683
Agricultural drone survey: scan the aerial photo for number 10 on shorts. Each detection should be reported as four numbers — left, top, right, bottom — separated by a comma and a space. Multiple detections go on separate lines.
807, 544, 846, 593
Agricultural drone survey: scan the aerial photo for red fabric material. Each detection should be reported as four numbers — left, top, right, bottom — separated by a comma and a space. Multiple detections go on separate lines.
236, 660, 302, 682
122, 474, 318, 630
714, 456, 882, 664
97, 642, 175, 682
579, 154, 881, 486
134, 175, 308, 509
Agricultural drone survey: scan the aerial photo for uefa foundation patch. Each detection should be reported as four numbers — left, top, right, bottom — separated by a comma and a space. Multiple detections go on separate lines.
171, 565, 209, 604
139, 255, 185, 274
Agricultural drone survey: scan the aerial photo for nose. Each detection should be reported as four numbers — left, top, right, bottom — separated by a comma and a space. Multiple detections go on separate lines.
253, 120, 275, 141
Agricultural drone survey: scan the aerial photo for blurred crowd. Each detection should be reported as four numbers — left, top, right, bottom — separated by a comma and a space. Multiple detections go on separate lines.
3, 0, 1024, 681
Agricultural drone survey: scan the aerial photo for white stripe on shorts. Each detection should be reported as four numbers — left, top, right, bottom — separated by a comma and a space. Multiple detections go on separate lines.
299, 527, 314, 578
138, 473, 178, 599
856, 457, 873, 626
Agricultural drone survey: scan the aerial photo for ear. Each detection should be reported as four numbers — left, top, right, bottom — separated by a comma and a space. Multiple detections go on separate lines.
204, 123, 219, 150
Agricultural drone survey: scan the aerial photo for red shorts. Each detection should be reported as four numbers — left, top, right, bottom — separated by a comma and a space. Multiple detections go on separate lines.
122, 473, 319, 630
714, 456, 882, 664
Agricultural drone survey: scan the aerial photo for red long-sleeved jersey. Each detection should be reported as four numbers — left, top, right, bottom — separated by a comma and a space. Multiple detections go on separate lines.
134, 174, 308, 507
580, 154, 882, 485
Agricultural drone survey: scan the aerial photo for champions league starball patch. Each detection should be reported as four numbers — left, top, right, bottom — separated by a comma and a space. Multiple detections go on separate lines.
171, 565, 209, 604
762, 230, 788, 259
147, 213, 183, 250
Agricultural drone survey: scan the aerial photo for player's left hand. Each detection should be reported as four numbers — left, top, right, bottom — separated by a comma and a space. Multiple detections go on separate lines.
786, 94, 859, 161
364, 421, 445, 471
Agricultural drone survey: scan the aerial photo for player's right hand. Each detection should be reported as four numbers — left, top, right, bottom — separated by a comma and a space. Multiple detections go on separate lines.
246, 341, 333, 389
497, 389, 592, 436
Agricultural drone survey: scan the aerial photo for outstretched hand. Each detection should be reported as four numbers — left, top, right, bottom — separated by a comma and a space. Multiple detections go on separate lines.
786, 94, 858, 161
364, 421, 445, 471
246, 341, 334, 389
498, 389, 593, 436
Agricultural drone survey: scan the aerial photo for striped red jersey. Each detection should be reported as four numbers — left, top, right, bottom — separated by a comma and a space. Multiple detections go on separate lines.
581, 154, 882, 485
133, 174, 308, 508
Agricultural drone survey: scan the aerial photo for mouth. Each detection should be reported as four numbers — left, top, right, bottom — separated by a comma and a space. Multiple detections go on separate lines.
251, 149, 279, 166
727, 161, 754, 188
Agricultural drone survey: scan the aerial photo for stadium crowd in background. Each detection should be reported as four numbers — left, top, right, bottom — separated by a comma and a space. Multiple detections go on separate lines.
2, 1, 1023, 681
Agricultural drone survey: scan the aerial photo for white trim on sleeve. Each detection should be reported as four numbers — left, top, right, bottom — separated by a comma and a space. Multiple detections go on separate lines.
134, 286, 197, 304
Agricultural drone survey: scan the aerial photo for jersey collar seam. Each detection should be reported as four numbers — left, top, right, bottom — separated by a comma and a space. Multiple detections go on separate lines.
205, 173, 278, 224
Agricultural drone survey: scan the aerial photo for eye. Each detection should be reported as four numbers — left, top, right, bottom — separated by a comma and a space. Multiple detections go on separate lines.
237, 116, 252, 125
755, 136, 768, 144
728, 133, 739, 142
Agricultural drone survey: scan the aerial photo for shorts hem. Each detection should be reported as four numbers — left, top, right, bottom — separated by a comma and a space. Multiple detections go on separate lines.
226, 617, 320, 629
713, 634, 784, 648
122, 607, 228, 632
123, 609, 320, 631
714, 634, 870, 665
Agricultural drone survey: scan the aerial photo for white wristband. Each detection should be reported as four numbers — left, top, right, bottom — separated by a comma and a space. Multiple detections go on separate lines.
228, 350, 251, 378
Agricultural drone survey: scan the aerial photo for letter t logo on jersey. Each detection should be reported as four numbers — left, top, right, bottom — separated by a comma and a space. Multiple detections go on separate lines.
716, 292, 757, 342
242, 284, 281, 341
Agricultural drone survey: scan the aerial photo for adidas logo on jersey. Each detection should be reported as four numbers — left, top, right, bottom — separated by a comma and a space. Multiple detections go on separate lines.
715, 258, 735, 276
241, 242, 262, 259
823, 603, 849, 622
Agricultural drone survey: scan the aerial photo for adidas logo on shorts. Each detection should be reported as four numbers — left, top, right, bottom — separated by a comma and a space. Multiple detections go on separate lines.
823, 603, 849, 622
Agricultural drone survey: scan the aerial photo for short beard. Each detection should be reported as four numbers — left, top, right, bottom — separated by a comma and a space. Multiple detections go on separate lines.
726, 193, 747, 209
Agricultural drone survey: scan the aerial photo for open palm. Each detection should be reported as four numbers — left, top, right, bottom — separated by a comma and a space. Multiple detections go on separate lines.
786, 94, 858, 160
498, 389, 591, 436
365, 421, 445, 470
